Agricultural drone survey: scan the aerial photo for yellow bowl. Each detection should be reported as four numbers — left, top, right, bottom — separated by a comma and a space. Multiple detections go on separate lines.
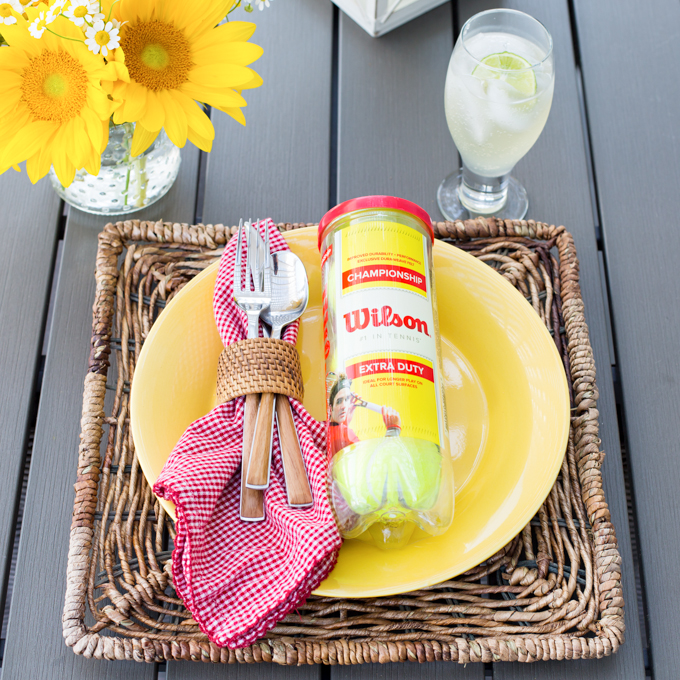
131, 227, 569, 598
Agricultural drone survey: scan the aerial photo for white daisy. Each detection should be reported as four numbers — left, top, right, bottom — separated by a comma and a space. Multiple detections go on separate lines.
63, 0, 98, 27
0, 1, 20, 25
28, 9, 57, 38
84, 19, 119, 57
255, 0, 270, 9
108, 16, 125, 29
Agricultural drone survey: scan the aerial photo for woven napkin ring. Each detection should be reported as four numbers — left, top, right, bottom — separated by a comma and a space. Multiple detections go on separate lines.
216, 338, 304, 405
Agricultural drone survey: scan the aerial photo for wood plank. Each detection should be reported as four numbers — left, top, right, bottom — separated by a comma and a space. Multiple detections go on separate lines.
167, 661, 321, 680
450, 1, 645, 678
573, 1, 680, 677
0, 172, 61, 608
331, 660, 484, 680
336, 4, 456, 215
333, 663, 483, 679
0, 145, 199, 679
201, 0, 335, 226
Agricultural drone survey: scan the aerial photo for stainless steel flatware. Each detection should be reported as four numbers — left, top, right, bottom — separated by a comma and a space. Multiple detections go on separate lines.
247, 249, 313, 507
233, 219, 270, 521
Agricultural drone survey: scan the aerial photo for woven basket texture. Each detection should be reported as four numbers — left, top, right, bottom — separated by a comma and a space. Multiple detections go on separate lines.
63, 218, 624, 665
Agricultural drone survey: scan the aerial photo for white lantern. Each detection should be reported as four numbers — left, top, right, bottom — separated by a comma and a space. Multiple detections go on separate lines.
333, 0, 449, 37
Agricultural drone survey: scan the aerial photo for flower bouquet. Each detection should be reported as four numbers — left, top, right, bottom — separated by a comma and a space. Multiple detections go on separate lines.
0, 0, 264, 214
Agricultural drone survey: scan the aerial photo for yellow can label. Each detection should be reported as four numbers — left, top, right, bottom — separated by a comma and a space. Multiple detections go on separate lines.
323, 221, 444, 457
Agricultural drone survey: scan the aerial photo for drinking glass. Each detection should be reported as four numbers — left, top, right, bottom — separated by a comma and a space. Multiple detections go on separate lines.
437, 9, 554, 220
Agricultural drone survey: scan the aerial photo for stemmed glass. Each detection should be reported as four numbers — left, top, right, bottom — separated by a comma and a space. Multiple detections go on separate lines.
437, 9, 554, 220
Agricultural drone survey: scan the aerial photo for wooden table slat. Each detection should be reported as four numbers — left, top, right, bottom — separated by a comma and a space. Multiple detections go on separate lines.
450, 1, 645, 678
574, 1, 680, 678
336, 5, 455, 214
0, 147, 199, 679
0, 173, 61, 603
200, 0, 335, 227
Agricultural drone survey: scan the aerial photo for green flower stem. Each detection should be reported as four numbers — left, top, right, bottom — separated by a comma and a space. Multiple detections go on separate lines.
45, 27, 84, 42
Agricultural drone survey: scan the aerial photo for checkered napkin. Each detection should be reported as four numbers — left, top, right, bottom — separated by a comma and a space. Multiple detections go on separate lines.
153, 219, 342, 649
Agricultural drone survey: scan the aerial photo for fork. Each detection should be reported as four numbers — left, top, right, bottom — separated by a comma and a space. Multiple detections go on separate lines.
233, 219, 271, 521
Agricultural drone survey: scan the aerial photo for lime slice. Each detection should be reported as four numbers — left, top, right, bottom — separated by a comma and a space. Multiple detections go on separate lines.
472, 51, 537, 97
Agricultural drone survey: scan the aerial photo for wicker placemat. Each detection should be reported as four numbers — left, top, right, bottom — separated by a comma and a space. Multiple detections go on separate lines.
63, 218, 623, 664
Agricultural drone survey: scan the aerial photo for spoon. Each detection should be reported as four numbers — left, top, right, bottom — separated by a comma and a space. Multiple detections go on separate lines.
246, 251, 313, 508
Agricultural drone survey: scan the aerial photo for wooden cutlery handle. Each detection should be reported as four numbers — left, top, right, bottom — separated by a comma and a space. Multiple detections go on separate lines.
246, 392, 275, 489
240, 393, 264, 521
276, 394, 313, 508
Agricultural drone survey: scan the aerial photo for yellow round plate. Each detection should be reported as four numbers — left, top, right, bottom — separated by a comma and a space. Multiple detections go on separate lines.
131, 227, 569, 598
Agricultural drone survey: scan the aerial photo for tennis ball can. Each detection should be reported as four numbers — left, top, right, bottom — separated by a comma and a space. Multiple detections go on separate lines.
318, 196, 454, 549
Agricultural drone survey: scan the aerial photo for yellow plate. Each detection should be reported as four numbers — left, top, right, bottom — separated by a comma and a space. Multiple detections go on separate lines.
131, 227, 569, 598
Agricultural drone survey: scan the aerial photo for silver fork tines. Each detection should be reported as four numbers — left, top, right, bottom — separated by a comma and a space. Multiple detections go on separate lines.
233, 219, 271, 340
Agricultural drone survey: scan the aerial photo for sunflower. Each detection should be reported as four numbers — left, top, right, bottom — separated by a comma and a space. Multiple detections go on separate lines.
107, 0, 263, 156
0, 9, 121, 185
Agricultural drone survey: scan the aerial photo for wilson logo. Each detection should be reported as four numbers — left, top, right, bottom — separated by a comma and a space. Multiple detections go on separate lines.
343, 305, 430, 336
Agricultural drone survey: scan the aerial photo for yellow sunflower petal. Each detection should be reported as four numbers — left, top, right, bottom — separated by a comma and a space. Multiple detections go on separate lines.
0, 21, 41, 56
193, 42, 264, 68
188, 64, 255, 90
118, 0, 155, 23
0, 49, 30, 74
139, 90, 165, 132
214, 106, 246, 126
0, 88, 22, 119
26, 142, 55, 184
130, 124, 160, 157
69, 116, 90, 169
50, 128, 77, 187
87, 87, 113, 121
159, 90, 188, 148
37, 136, 57, 180
84, 146, 102, 176
100, 120, 109, 154
104, 59, 130, 83
183, 0, 234, 40
0, 72, 23, 94
171, 92, 214, 141
191, 21, 256, 50
236, 71, 263, 92
180, 82, 246, 109
186, 126, 213, 153
1, 120, 56, 169
117, 81, 148, 124
25, 152, 41, 184
80, 108, 103, 151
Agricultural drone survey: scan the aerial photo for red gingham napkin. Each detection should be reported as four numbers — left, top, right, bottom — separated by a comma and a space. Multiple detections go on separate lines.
153, 219, 342, 649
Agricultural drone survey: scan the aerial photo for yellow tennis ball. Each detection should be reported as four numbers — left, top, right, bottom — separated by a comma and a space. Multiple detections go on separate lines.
331, 437, 442, 518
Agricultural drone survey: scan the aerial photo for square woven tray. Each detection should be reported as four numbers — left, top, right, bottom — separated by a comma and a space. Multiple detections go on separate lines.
63, 217, 624, 665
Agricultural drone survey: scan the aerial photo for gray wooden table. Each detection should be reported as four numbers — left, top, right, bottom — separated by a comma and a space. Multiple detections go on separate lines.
0, 0, 677, 678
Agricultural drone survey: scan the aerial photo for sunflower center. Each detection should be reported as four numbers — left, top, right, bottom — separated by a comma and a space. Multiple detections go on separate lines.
141, 43, 169, 70
43, 73, 67, 97
73, 6, 88, 17
121, 20, 192, 92
21, 51, 88, 123
95, 30, 110, 46
0, 4, 13, 18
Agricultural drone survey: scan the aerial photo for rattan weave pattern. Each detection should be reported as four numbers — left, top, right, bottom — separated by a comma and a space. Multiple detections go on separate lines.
216, 338, 305, 405
62, 217, 624, 664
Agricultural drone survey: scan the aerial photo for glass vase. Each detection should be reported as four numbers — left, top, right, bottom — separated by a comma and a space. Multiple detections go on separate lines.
49, 122, 181, 216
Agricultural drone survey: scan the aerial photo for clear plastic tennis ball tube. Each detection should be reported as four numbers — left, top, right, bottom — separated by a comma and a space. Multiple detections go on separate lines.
318, 196, 454, 549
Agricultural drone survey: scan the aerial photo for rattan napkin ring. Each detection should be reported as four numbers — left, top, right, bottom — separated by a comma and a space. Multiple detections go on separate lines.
216, 337, 304, 405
